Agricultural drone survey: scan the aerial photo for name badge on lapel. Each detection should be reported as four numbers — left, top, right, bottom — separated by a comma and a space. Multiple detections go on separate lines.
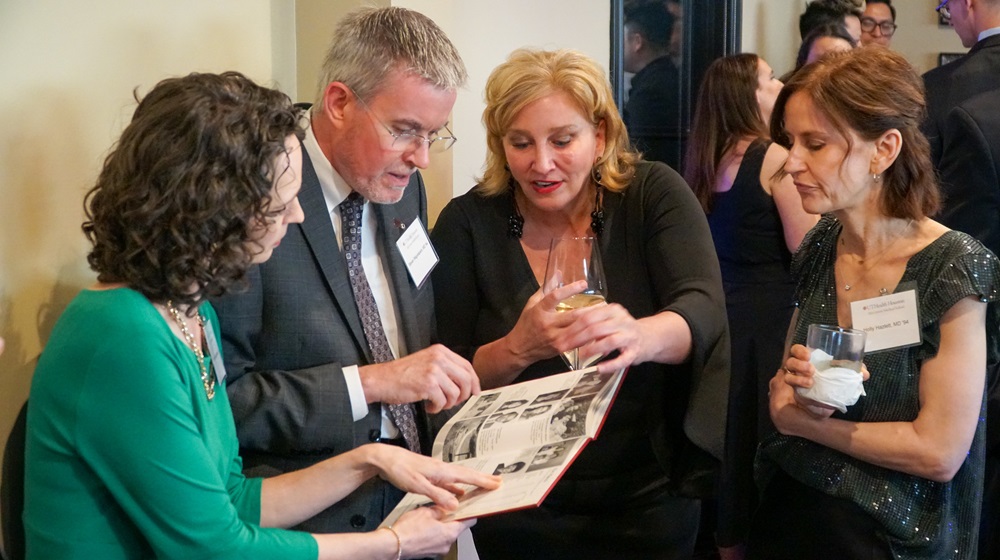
202, 323, 228, 385
395, 217, 438, 289
850, 285, 921, 353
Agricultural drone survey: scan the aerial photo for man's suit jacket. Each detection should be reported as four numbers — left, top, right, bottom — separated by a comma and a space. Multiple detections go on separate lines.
938, 89, 1000, 257
940, 90, 1000, 560
212, 147, 436, 533
922, 34, 1000, 168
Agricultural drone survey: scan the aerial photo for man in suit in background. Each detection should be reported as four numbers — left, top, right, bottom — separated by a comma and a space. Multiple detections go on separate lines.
938, 92, 1000, 256
922, 0, 1000, 168
925, 8, 1000, 557
212, 6, 479, 534
938, 90, 1000, 560
622, 1, 682, 170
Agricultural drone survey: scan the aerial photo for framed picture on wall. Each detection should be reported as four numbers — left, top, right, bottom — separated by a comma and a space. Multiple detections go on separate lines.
938, 52, 964, 66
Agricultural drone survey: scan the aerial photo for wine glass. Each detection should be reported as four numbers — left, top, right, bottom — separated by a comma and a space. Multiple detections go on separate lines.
542, 236, 608, 370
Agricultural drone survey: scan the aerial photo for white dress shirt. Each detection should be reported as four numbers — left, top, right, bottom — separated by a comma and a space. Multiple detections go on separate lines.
304, 117, 406, 437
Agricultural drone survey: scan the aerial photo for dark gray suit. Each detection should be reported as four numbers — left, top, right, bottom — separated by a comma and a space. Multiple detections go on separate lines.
939, 89, 1000, 560
922, 34, 1000, 168
938, 90, 1000, 257
212, 147, 435, 533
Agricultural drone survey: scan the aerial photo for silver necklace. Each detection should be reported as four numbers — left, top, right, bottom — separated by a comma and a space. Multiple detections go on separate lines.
166, 301, 215, 400
840, 219, 913, 295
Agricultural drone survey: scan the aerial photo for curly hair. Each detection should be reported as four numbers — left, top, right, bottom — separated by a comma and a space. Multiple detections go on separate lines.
478, 49, 638, 196
83, 71, 303, 310
770, 48, 939, 220
684, 53, 767, 213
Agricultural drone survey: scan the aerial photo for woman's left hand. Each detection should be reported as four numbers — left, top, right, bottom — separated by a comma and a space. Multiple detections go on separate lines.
368, 445, 501, 510
574, 306, 694, 373
768, 367, 813, 434
572, 303, 647, 372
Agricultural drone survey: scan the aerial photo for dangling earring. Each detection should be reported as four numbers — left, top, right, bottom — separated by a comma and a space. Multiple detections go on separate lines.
591, 164, 605, 236
872, 172, 882, 183
507, 177, 524, 239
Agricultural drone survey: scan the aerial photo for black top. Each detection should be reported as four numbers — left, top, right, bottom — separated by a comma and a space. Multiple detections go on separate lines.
431, 161, 728, 492
708, 138, 794, 285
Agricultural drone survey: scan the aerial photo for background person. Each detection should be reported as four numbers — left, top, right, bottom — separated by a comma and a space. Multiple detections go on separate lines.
923, 9, 1000, 550
747, 48, 999, 560
23, 71, 499, 560
793, 22, 857, 75
684, 52, 817, 558
798, 0, 864, 44
431, 48, 728, 560
922, 0, 1000, 167
212, 6, 481, 534
622, 1, 682, 170
937, 89, 1000, 560
860, 0, 897, 47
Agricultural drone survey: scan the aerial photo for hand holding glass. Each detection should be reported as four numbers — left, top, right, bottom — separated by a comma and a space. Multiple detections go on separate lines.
796, 324, 867, 413
542, 237, 607, 370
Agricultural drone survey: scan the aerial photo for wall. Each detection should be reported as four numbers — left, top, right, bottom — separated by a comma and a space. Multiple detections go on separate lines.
741, 0, 967, 75
397, 0, 610, 211
891, 2, 967, 73
0, 0, 279, 548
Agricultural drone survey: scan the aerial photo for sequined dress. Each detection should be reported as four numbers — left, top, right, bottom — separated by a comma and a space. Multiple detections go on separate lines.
756, 215, 1000, 559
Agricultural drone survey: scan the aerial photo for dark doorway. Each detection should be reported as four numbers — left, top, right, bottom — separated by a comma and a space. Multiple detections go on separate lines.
612, 0, 742, 175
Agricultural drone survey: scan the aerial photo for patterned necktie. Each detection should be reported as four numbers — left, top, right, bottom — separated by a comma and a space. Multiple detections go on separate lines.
339, 192, 420, 453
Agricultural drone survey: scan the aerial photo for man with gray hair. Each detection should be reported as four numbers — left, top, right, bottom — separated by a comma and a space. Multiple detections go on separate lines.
213, 6, 480, 533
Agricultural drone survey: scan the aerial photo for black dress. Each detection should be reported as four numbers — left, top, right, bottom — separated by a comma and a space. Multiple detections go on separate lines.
431, 161, 729, 560
708, 139, 797, 547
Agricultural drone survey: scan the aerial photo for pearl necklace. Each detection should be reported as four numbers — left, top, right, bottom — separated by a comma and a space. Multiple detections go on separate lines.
166, 301, 215, 400
840, 219, 913, 296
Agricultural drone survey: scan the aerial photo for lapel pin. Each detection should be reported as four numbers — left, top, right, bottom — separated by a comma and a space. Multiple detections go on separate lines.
393, 219, 406, 231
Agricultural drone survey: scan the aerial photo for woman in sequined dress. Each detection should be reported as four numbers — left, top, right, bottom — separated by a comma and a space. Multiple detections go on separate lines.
747, 48, 1000, 559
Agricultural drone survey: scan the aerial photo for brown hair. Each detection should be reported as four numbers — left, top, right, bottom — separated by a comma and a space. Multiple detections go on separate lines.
83, 72, 303, 309
477, 48, 638, 196
770, 47, 939, 219
684, 53, 768, 212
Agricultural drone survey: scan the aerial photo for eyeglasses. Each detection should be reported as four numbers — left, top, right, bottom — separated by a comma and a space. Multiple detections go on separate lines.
937, 0, 950, 20
860, 16, 897, 36
350, 89, 456, 154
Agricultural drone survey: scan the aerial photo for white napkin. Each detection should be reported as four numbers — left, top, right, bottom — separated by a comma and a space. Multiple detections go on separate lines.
795, 349, 866, 413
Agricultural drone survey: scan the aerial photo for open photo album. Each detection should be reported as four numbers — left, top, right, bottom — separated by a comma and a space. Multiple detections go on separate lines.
380, 365, 627, 525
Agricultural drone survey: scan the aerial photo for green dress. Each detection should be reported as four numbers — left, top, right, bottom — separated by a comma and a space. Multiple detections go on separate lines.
24, 288, 318, 559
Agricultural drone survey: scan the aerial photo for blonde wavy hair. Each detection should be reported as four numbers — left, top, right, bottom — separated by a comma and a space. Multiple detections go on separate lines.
477, 49, 638, 196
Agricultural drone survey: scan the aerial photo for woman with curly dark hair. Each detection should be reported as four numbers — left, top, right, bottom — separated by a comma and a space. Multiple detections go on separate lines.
23, 72, 498, 560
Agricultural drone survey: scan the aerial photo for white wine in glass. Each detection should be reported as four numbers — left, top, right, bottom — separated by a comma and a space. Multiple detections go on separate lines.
543, 236, 608, 370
